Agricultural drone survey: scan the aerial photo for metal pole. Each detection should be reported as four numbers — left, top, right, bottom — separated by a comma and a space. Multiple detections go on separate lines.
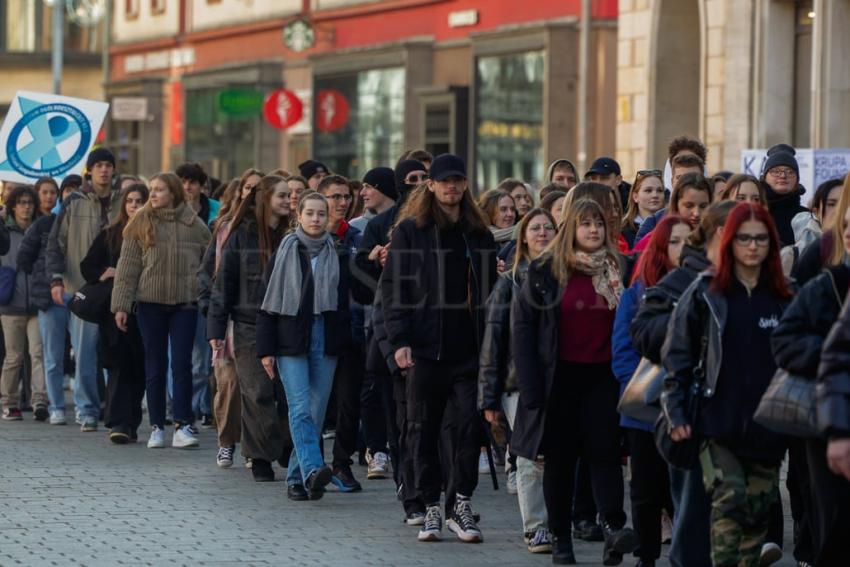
102, 0, 112, 88
51, 0, 64, 94
577, 0, 591, 174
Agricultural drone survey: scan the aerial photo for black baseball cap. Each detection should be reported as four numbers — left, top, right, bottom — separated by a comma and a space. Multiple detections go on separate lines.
429, 154, 466, 181
586, 157, 621, 177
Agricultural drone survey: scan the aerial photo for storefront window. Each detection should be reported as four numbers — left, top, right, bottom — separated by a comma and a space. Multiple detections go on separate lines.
0, 2, 103, 53
185, 87, 259, 181
313, 67, 405, 178
475, 51, 544, 191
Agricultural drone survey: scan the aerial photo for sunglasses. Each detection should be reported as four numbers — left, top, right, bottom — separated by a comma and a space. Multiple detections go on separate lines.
405, 174, 429, 183
636, 169, 662, 179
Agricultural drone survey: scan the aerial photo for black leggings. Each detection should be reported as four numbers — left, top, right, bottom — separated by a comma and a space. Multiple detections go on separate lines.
543, 361, 626, 538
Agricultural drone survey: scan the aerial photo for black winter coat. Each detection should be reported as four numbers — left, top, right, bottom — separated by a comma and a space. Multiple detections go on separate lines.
207, 222, 269, 339
765, 184, 808, 247
817, 289, 850, 438
352, 203, 403, 306
380, 218, 498, 361
16, 214, 55, 311
478, 263, 526, 411
255, 242, 352, 358
773, 265, 849, 378
792, 233, 832, 287
630, 245, 709, 363
510, 258, 563, 460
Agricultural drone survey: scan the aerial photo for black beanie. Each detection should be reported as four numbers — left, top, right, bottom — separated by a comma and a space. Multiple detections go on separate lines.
767, 143, 796, 157
298, 159, 328, 180
363, 167, 398, 201
394, 159, 426, 191
762, 151, 799, 178
86, 147, 115, 170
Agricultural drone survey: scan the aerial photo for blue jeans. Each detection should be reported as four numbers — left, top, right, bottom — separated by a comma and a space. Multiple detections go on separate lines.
38, 303, 70, 412
669, 463, 712, 567
69, 311, 100, 420
191, 312, 212, 416
136, 302, 198, 428
277, 316, 337, 486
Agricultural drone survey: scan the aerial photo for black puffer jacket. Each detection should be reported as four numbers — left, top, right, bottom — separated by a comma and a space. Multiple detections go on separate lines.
207, 222, 270, 339
478, 263, 527, 411
773, 265, 849, 377
630, 245, 709, 363
510, 257, 562, 460
817, 290, 850, 438
16, 214, 55, 311
380, 218, 498, 360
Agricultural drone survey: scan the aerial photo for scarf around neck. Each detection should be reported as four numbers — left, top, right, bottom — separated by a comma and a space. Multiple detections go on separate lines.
490, 225, 516, 244
573, 249, 622, 309
261, 227, 339, 317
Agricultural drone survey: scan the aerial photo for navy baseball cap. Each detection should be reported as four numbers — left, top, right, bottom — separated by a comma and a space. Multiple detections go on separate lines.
586, 157, 621, 177
429, 154, 467, 181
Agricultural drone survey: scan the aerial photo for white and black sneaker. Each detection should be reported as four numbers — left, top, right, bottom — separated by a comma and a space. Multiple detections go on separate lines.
405, 511, 426, 526
417, 505, 442, 542
447, 499, 483, 543
527, 527, 552, 554
216, 445, 235, 468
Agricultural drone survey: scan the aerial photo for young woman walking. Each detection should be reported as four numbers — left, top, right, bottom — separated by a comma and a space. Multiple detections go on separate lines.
478, 189, 518, 245
662, 202, 792, 567
257, 192, 351, 500
621, 170, 665, 248
111, 173, 211, 449
80, 184, 149, 443
513, 199, 637, 565
208, 175, 291, 482
479, 207, 557, 554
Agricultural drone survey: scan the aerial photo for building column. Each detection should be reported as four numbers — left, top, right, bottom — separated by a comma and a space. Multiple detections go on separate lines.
812, 0, 850, 148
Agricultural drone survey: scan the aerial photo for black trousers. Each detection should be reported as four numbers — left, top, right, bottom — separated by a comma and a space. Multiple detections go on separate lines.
103, 317, 146, 431
406, 356, 481, 507
628, 428, 673, 561
787, 439, 814, 563
543, 361, 627, 538
331, 348, 365, 469
805, 438, 850, 567
360, 371, 391, 454
392, 372, 423, 515
574, 459, 599, 524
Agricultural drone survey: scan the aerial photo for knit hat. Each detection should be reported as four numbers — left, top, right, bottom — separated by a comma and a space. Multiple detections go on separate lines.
762, 150, 799, 178
363, 167, 398, 201
86, 147, 115, 170
59, 174, 82, 193
394, 159, 427, 191
298, 159, 328, 180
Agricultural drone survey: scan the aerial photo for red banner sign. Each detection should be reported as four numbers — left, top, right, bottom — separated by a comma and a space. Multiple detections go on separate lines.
316, 89, 350, 132
263, 89, 303, 130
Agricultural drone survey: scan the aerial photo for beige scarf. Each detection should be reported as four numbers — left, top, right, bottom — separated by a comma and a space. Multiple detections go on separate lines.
573, 250, 622, 309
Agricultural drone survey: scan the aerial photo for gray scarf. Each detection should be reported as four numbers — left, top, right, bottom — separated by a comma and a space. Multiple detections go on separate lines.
261, 227, 339, 316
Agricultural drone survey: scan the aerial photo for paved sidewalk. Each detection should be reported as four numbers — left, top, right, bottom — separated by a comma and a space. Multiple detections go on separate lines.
0, 413, 798, 566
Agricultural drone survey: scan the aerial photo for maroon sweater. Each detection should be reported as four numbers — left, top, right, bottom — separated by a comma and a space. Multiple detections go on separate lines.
558, 273, 615, 363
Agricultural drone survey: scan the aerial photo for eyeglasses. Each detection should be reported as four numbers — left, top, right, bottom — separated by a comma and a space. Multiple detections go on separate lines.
16, 200, 33, 206
528, 223, 556, 232
734, 233, 770, 246
636, 169, 662, 178
327, 194, 353, 202
405, 174, 429, 183
768, 168, 796, 178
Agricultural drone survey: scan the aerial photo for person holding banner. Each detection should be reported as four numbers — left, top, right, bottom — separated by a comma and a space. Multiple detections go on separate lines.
46, 148, 122, 432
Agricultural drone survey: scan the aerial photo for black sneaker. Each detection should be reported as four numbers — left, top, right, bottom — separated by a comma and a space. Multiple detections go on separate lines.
446, 499, 482, 543
574, 519, 604, 542
251, 459, 275, 482
331, 466, 362, 492
109, 425, 131, 444
287, 484, 309, 501
2, 408, 22, 421
34, 406, 49, 422
200, 414, 214, 429
552, 535, 577, 565
418, 505, 442, 542
130, 429, 138, 442
602, 522, 638, 566
405, 511, 426, 526
305, 465, 332, 500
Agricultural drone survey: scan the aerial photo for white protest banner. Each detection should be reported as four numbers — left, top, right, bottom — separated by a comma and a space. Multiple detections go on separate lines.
0, 91, 109, 184
741, 148, 850, 206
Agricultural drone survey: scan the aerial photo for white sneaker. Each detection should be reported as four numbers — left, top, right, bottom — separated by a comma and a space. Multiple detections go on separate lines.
760, 542, 783, 566
147, 426, 165, 449
478, 451, 490, 474
506, 469, 518, 495
367, 451, 389, 479
49, 410, 67, 425
172, 425, 199, 449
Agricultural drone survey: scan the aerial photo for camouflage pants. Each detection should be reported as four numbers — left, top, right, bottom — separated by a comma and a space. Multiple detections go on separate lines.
700, 440, 779, 567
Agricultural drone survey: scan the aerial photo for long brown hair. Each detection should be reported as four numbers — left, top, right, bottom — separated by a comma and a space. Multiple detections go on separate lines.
565, 182, 623, 239
622, 170, 663, 233
512, 207, 557, 277
477, 189, 515, 227
216, 168, 265, 231
828, 173, 850, 265
396, 182, 490, 234
123, 173, 185, 248
540, 199, 619, 286
718, 173, 766, 204
106, 184, 149, 255
228, 175, 289, 271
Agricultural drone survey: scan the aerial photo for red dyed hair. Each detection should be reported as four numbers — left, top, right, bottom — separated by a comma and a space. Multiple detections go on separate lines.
711, 203, 792, 298
631, 215, 690, 287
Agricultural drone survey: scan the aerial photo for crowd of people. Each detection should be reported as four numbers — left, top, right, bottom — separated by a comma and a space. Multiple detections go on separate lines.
0, 136, 849, 567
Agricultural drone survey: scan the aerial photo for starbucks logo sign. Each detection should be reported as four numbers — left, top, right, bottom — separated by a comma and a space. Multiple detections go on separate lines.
283, 19, 315, 53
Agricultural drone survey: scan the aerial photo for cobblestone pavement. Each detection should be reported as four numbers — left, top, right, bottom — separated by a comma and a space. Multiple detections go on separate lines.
0, 409, 798, 567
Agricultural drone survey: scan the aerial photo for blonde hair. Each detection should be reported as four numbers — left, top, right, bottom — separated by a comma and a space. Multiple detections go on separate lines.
540, 198, 619, 286
123, 172, 186, 248
829, 173, 850, 265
